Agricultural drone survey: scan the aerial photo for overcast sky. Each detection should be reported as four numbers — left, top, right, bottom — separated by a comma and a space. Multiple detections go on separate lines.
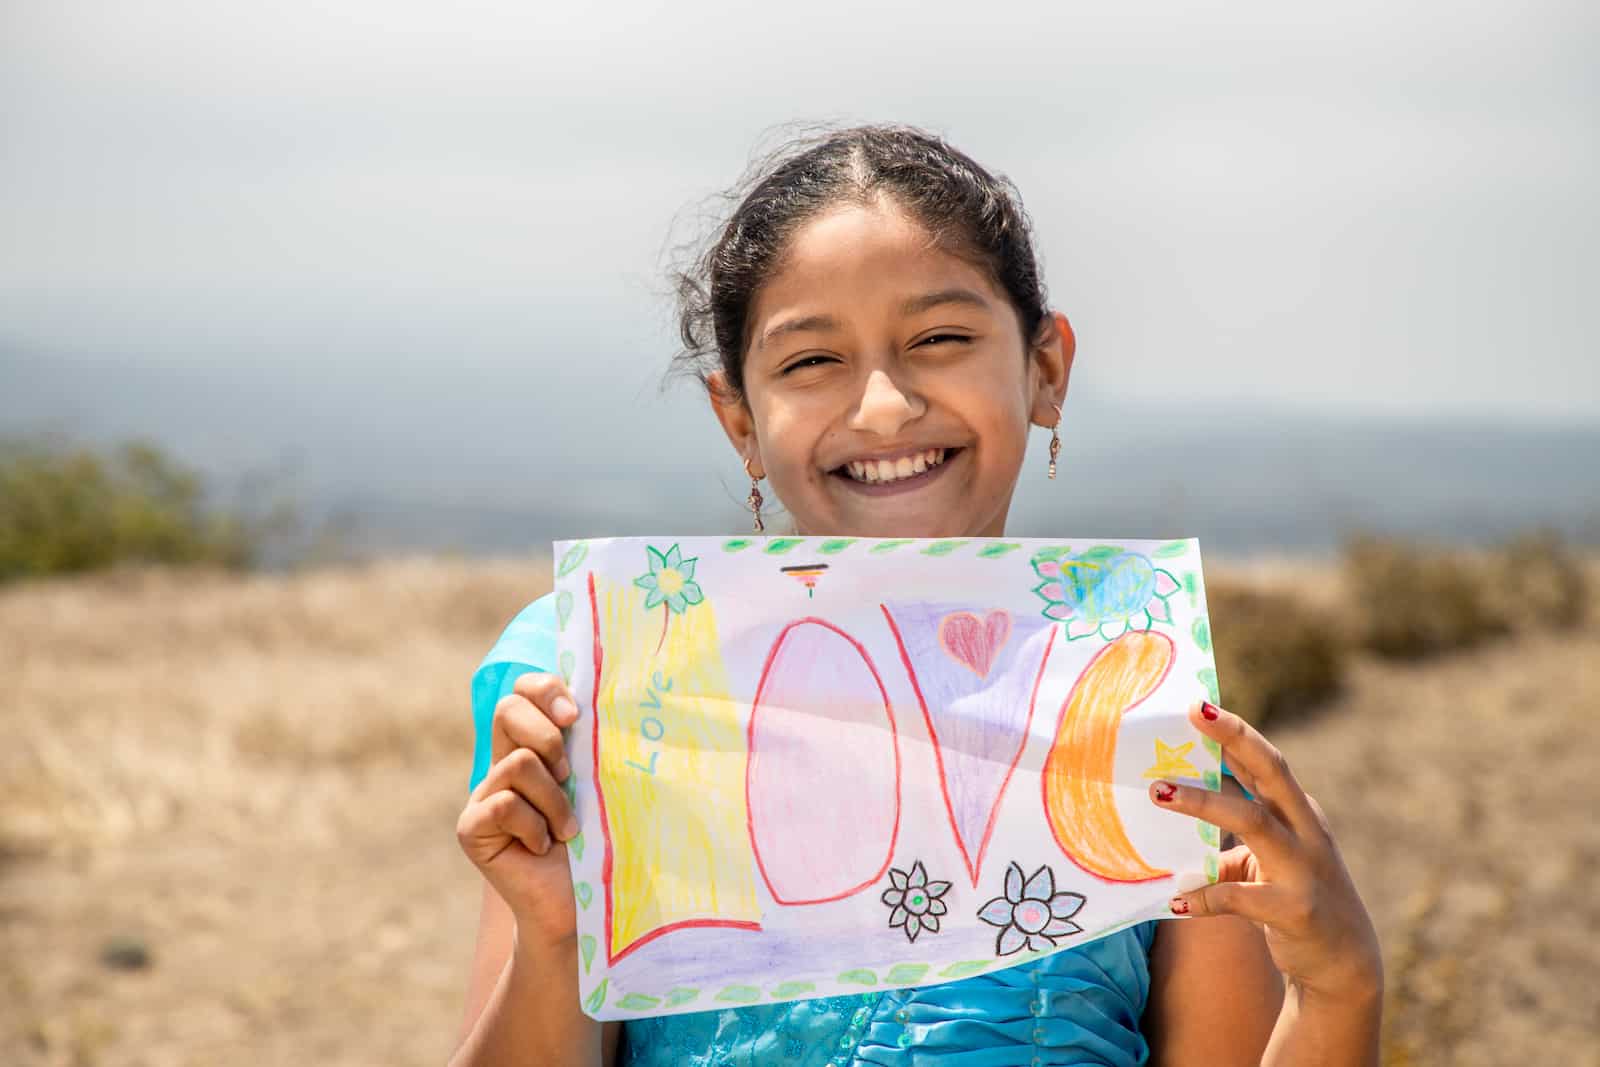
2, 1, 1596, 515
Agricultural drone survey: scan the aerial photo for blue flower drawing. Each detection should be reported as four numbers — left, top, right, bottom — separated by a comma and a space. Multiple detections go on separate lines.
1031, 547, 1181, 642
633, 543, 703, 614
880, 861, 951, 943
977, 861, 1085, 956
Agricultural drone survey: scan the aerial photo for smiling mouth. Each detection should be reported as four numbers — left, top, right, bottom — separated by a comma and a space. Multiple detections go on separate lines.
831, 447, 959, 487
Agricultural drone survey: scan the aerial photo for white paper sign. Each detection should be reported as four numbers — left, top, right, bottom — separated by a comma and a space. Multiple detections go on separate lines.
551, 535, 1223, 1020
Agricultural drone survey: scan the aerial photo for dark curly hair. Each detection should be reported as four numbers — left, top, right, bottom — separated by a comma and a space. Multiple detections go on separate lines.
667, 121, 1053, 402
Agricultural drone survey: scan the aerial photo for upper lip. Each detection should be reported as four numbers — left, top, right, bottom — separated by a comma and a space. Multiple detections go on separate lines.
827, 444, 958, 470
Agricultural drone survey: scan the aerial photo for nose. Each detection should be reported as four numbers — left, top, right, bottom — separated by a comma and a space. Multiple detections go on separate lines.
848, 368, 926, 437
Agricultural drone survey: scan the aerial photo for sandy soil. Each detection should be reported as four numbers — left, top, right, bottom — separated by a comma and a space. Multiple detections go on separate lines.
1, 556, 1595, 1066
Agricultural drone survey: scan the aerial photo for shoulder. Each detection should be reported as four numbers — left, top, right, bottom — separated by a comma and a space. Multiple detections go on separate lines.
471, 591, 560, 717
476, 592, 559, 675
496, 588, 566, 639
467, 591, 559, 791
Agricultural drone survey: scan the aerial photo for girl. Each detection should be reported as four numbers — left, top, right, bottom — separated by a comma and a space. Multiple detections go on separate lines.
450, 124, 1382, 1066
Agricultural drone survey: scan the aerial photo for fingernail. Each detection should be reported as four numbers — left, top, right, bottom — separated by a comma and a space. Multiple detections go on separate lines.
552, 695, 578, 724
1153, 781, 1178, 803
1169, 897, 1191, 915
554, 757, 571, 782
1200, 701, 1220, 722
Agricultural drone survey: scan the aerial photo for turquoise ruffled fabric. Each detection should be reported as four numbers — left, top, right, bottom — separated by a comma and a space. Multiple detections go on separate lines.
468, 593, 1168, 1065
616, 923, 1154, 1066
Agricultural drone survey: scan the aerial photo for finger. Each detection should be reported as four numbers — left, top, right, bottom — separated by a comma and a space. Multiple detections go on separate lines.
513, 670, 580, 728
1220, 758, 1265, 803
1190, 700, 1322, 838
1149, 779, 1296, 871
485, 788, 554, 856
1214, 842, 1260, 884
1168, 879, 1290, 926
1301, 792, 1335, 840
1217, 775, 1252, 849
490, 692, 571, 781
475, 747, 579, 841
457, 789, 551, 859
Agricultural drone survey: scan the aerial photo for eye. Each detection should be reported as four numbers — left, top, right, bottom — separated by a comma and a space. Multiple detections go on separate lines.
781, 354, 839, 374
919, 333, 972, 347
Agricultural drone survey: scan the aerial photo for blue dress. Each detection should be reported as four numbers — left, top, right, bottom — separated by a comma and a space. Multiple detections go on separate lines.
469, 594, 1162, 1066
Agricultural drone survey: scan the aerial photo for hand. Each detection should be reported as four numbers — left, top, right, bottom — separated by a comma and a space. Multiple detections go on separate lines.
455, 671, 584, 948
1149, 700, 1383, 1004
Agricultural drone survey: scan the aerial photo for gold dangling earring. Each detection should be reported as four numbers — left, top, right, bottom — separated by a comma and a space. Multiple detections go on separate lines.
743, 458, 765, 533
1046, 401, 1062, 480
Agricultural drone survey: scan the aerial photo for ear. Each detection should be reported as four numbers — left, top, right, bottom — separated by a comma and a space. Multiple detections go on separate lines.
707, 370, 765, 478
1028, 310, 1076, 427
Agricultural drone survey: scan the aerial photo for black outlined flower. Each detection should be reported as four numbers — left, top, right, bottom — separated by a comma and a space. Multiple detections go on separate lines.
881, 861, 952, 943
977, 861, 1085, 956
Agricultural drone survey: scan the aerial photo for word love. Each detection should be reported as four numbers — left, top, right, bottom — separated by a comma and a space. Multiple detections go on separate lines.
622, 670, 672, 776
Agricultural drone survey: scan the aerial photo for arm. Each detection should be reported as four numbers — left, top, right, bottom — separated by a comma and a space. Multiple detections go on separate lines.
450, 669, 626, 1067
449, 880, 622, 1067
1258, 983, 1383, 1067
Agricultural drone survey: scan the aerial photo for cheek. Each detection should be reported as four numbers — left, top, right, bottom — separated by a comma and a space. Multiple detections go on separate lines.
963, 384, 1031, 458
976, 430, 1027, 487
756, 404, 821, 481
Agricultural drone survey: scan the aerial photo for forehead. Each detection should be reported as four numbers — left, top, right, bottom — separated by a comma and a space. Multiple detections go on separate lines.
749, 201, 1008, 329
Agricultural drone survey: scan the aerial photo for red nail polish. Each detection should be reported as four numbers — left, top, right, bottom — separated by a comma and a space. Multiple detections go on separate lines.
1200, 701, 1220, 721
1169, 897, 1190, 915
1153, 781, 1177, 803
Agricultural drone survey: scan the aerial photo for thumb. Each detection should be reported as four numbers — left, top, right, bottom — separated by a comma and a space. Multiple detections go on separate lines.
1168, 847, 1280, 923
1170, 880, 1285, 923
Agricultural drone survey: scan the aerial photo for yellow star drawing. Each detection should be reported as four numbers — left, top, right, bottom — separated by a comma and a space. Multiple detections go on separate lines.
1143, 738, 1200, 780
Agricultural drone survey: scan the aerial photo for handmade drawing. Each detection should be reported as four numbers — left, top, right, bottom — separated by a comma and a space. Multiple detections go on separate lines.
747, 618, 901, 905
633, 543, 704, 652
977, 861, 1086, 956
589, 569, 761, 963
882, 602, 1056, 885
550, 536, 1221, 1021
1042, 630, 1175, 882
1143, 738, 1201, 781
779, 562, 829, 597
1031, 546, 1181, 641
880, 862, 952, 942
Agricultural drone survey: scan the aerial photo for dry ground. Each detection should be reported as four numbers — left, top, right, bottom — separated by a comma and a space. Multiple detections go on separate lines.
1, 556, 1595, 1066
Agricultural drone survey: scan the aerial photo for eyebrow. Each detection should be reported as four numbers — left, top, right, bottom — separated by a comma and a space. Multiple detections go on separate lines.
757, 287, 991, 349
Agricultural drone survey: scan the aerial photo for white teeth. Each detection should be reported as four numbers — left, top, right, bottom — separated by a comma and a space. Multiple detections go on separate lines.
843, 448, 950, 484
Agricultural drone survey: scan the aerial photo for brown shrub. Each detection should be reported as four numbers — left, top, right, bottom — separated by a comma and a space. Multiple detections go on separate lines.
1341, 535, 1507, 659
1206, 578, 1348, 727
1342, 531, 1590, 660
1483, 528, 1589, 632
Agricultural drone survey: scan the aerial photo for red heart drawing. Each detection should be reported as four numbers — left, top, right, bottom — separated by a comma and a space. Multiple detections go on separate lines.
937, 610, 1012, 679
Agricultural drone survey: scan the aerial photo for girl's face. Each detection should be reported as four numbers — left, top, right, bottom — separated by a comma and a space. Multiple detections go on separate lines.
710, 199, 1074, 539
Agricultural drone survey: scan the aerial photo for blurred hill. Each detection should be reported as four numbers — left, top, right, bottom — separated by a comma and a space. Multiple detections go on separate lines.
4, 346, 1598, 562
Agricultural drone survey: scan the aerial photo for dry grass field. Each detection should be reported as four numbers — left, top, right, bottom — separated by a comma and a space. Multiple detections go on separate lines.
2, 554, 1596, 1066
